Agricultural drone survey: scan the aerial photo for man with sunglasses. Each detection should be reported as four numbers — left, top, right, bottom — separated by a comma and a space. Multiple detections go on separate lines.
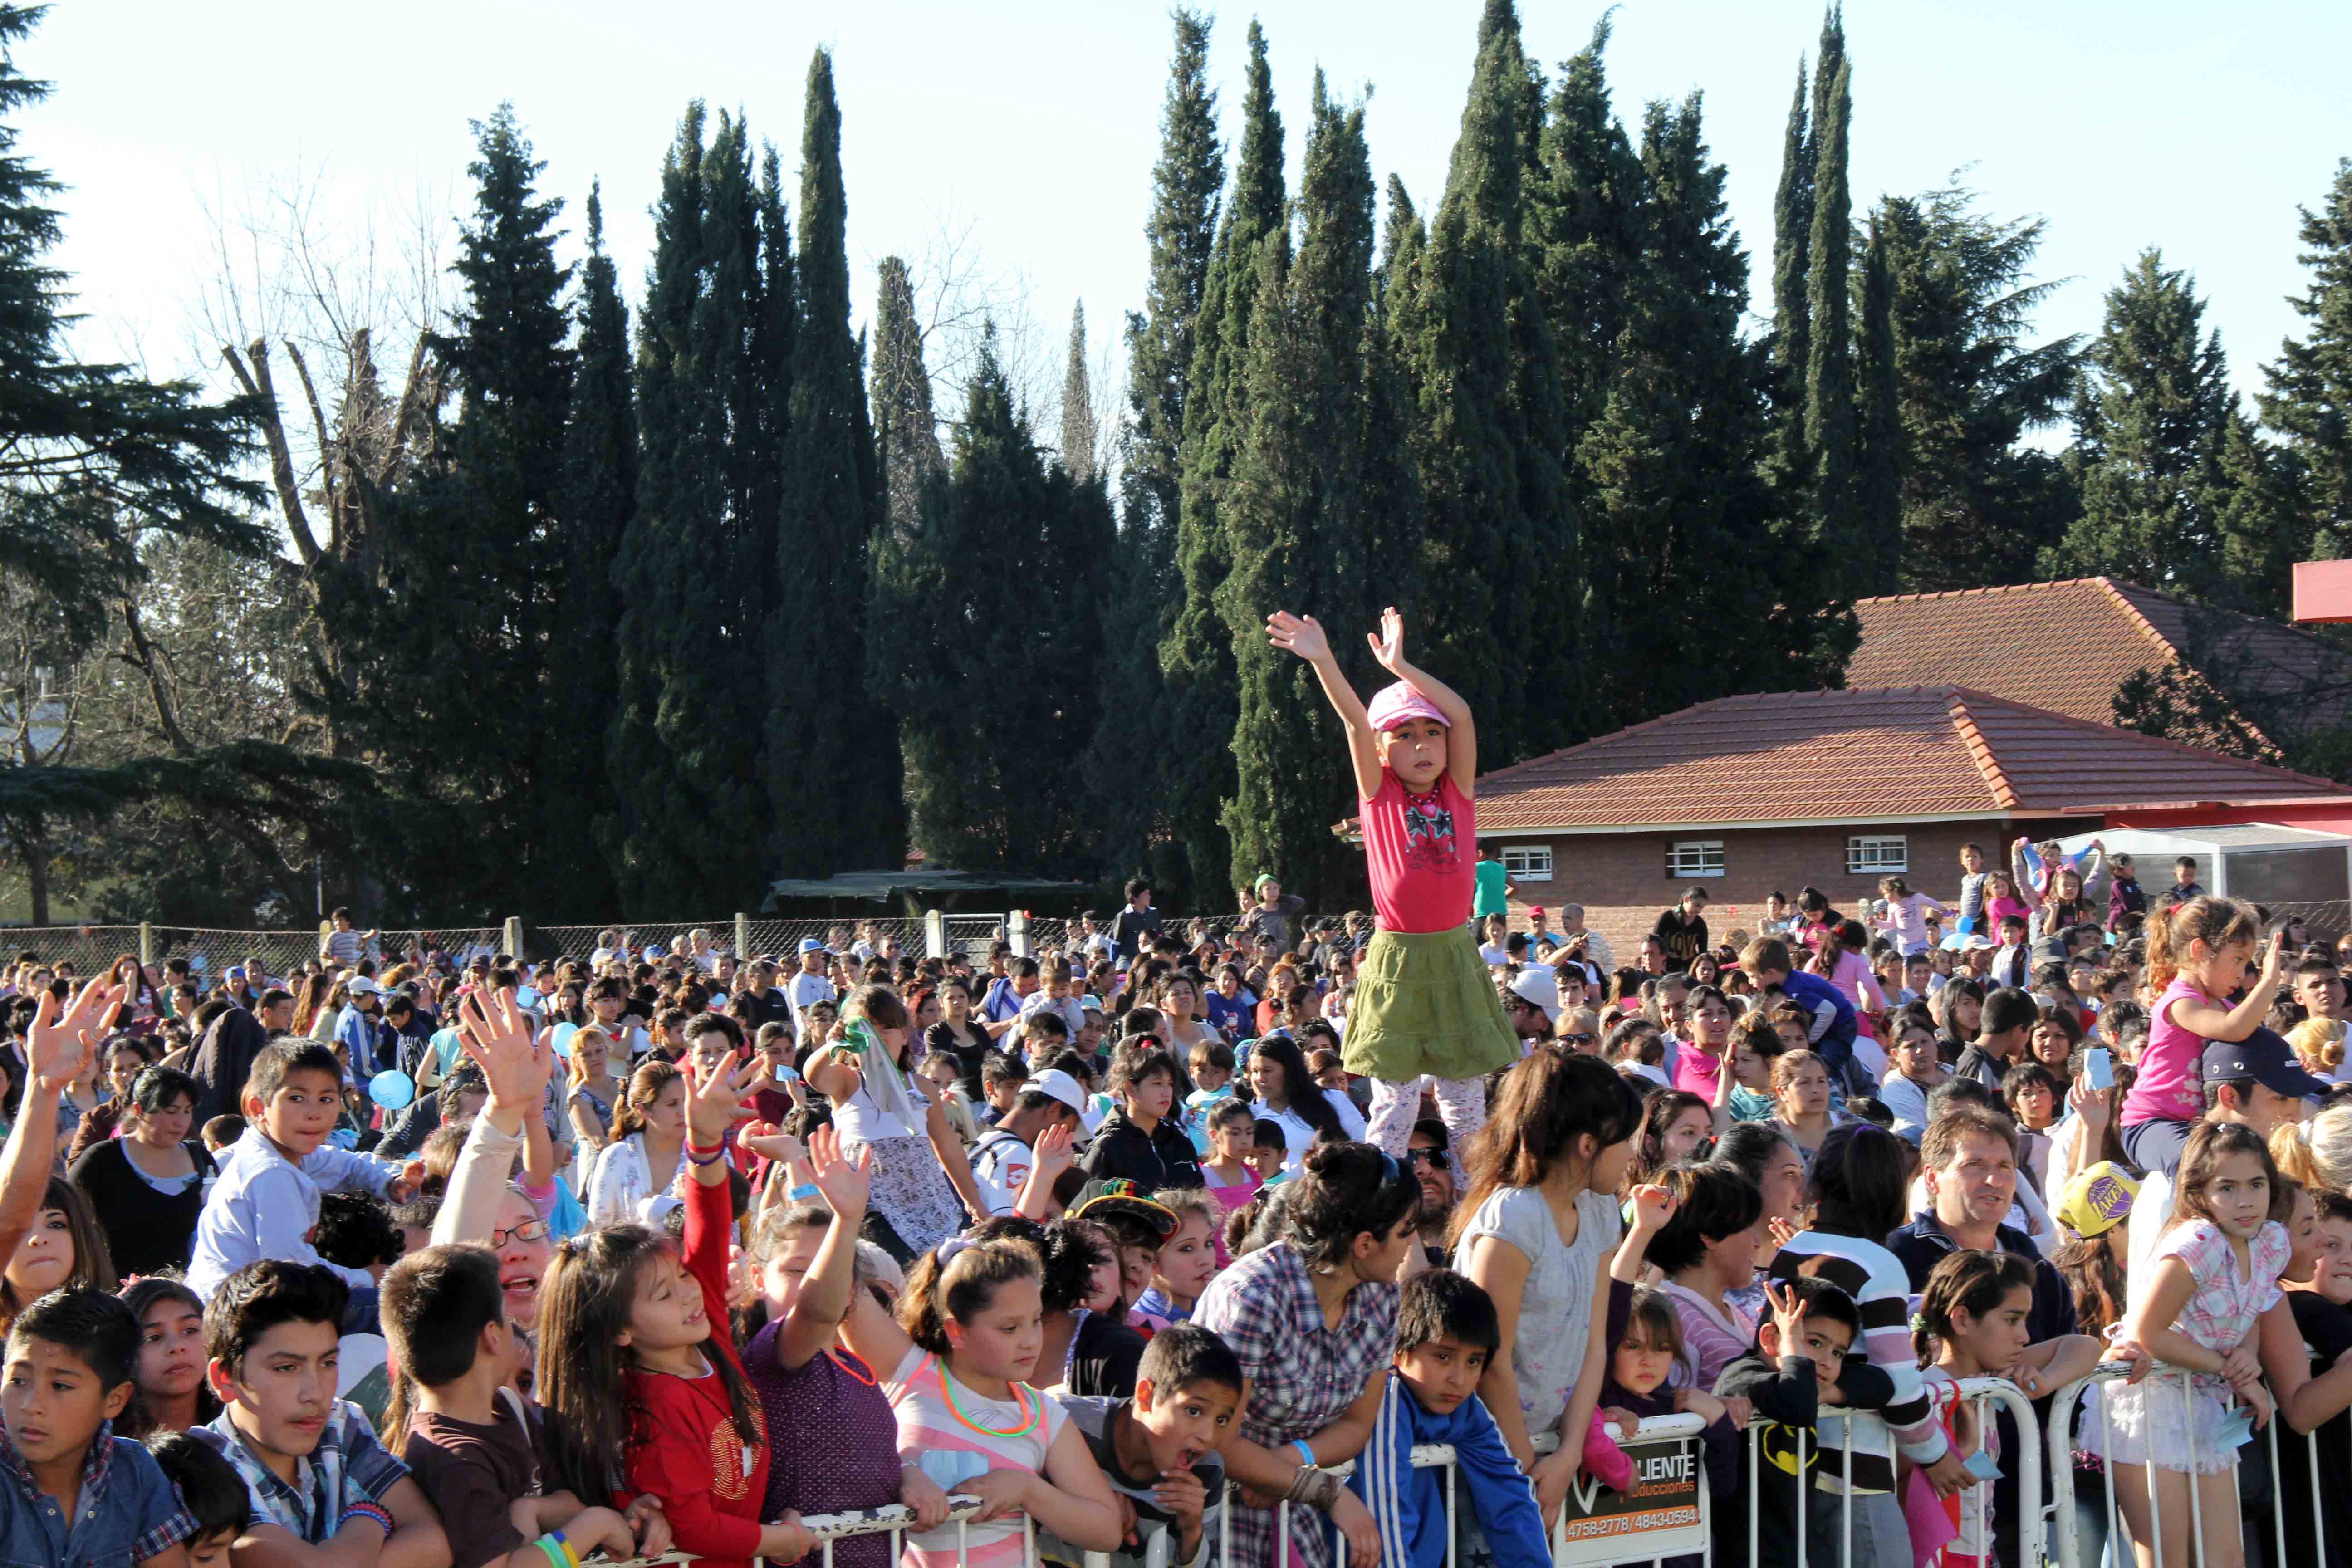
1406, 1119, 1456, 1263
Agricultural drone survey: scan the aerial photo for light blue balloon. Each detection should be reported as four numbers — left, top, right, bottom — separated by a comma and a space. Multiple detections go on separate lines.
550, 1021, 578, 1059
514, 985, 541, 1010
368, 1070, 416, 1112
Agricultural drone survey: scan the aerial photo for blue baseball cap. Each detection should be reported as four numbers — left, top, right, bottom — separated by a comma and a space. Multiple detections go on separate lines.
2201, 1028, 2332, 1101
797, 938, 825, 955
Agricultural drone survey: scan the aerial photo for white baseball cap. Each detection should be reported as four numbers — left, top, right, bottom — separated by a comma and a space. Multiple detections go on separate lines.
1019, 1068, 1089, 1121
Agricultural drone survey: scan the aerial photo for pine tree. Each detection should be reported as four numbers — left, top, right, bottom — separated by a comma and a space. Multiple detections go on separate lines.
870, 255, 941, 542
1222, 75, 1378, 907
1400, 0, 1577, 762
1086, 9, 1223, 896
770, 49, 903, 877
2260, 159, 2352, 556
1161, 18, 1285, 906
1872, 185, 2081, 588
2210, 404, 2303, 617
549, 183, 634, 914
1059, 302, 1098, 481
1804, 49, 1858, 588
1575, 93, 1849, 729
606, 106, 777, 911
2046, 250, 2236, 593
1854, 213, 1903, 598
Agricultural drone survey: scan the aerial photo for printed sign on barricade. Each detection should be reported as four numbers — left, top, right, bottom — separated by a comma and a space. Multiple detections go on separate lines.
1552, 1432, 1707, 1566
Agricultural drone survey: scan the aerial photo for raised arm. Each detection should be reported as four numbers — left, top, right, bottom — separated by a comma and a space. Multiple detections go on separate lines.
436, 987, 553, 1248
774, 1128, 872, 1372
1268, 611, 1382, 800
0, 980, 122, 1266
1365, 606, 1476, 794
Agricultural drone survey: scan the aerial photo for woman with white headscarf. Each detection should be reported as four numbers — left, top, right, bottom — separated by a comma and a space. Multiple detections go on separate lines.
804, 983, 982, 1261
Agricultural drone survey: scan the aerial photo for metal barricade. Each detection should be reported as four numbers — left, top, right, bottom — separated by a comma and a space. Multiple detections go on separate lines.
2046, 1362, 2326, 1568
794, 1493, 1117, 1568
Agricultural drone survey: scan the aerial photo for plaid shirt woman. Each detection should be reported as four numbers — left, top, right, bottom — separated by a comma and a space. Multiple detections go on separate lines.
1195, 1144, 1413, 1568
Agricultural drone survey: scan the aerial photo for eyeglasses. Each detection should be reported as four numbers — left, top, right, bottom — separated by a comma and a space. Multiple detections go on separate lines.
1562, 1032, 1598, 1046
1406, 1146, 1450, 1172
489, 1217, 550, 1250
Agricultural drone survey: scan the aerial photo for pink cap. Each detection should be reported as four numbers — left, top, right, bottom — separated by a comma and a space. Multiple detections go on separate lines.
1366, 681, 1449, 733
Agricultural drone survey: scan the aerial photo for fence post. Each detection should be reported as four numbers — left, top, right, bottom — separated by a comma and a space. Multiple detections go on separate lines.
138, 922, 153, 968
734, 911, 750, 957
925, 908, 946, 960
502, 916, 523, 957
1008, 910, 1029, 958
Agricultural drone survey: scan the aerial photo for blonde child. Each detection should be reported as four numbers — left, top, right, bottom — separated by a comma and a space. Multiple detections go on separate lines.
837, 1232, 1122, 1568
2102, 1120, 2287, 1568
1132, 1186, 1220, 1325
1266, 606, 1518, 1156
1913, 1249, 2113, 1568
2123, 897, 2286, 1176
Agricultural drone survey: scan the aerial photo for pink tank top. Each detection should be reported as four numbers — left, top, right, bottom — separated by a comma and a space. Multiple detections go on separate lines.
2123, 977, 2217, 1125
1360, 772, 1473, 933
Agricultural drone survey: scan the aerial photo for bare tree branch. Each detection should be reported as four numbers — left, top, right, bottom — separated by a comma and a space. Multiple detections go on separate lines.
221, 340, 323, 568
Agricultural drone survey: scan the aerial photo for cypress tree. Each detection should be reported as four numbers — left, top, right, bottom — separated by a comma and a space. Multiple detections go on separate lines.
1575, 93, 1848, 729
1764, 60, 1813, 490
770, 49, 904, 877
2046, 250, 2237, 593
1086, 9, 1223, 895
1059, 302, 1098, 482
870, 255, 941, 542
606, 107, 775, 911
1161, 18, 1285, 905
1222, 75, 1378, 907
1855, 213, 1903, 598
1872, 186, 2080, 589
2260, 159, 2352, 556
1401, 0, 1577, 762
550, 183, 634, 913
2210, 405, 2303, 618
1529, 18, 1644, 438
1804, 50, 1858, 584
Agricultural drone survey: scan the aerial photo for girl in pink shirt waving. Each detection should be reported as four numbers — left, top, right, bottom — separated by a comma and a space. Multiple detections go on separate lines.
1267, 606, 1519, 1159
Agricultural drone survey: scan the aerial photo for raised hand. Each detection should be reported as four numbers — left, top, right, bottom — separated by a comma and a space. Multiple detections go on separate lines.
737, 1120, 807, 1166
683, 1052, 758, 1147
455, 987, 552, 1113
1627, 1183, 1677, 1234
1265, 610, 1332, 663
26, 979, 125, 1098
1366, 606, 1406, 674
1031, 1119, 1078, 1183
807, 1124, 872, 1216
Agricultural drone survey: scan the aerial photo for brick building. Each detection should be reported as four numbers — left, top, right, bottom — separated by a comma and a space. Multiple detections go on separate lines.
1472, 686, 2352, 961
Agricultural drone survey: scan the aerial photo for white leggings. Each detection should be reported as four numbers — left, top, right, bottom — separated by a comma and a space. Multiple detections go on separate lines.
1365, 1073, 1487, 1188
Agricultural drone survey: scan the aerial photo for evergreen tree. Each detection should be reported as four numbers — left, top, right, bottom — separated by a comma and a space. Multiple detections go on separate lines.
2045, 250, 2239, 594
1855, 213, 1903, 598
1222, 76, 1379, 906
1765, 60, 1813, 490
770, 49, 903, 877
873, 332, 1107, 869
870, 255, 941, 542
1161, 18, 1284, 905
607, 106, 778, 911
1575, 93, 1849, 729
1087, 9, 1222, 896
1059, 302, 1098, 481
2260, 159, 2352, 556
1871, 185, 2081, 588
549, 183, 634, 914
1400, 0, 1577, 762
1803, 50, 1858, 587
2210, 405, 2303, 617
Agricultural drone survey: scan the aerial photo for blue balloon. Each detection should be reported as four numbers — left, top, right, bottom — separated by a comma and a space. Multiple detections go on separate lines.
514, 985, 541, 1010
368, 1070, 416, 1112
550, 1021, 578, 1059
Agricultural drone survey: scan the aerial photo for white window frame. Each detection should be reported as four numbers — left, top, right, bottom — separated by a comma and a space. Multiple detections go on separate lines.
1666, 840, 1725, 880
1500, 843, 1553, 882
1846, 835, 1909, 876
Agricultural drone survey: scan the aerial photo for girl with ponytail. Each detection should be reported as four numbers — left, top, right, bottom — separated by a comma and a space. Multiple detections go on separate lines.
2124, 896, 2284, 1177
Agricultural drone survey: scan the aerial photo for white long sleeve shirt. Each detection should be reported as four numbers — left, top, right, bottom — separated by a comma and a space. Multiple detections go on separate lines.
187, 1134, 397, 1301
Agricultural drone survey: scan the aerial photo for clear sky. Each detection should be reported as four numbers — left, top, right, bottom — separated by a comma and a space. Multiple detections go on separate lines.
24, 0, 2352, 437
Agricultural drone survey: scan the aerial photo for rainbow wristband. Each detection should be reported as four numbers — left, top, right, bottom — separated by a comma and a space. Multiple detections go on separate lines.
338, 1500, 392, 1539
532, 1540, 567, 1568
548, 1528, 582, 1568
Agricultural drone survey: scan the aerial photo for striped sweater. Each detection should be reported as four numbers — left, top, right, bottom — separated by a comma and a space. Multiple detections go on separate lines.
1767, 1229, 1950, 1490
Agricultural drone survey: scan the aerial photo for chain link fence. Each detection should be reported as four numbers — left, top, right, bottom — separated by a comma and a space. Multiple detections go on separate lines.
2265, 900, 2351, 945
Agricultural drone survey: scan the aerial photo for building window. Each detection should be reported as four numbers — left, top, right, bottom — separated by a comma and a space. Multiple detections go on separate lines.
1847, 835, 1909, 876
1666, 841, 1725, 880
1501, 844, 1553, 882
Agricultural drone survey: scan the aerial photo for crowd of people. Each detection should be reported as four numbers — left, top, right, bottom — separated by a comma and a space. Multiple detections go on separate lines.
0, 610, 2349, 1568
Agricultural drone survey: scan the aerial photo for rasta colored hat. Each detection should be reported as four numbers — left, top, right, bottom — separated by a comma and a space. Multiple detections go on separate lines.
1072, 1179, 1178, 1238
2056, 1161, 2140, 1239
1364, 681, 1449, 734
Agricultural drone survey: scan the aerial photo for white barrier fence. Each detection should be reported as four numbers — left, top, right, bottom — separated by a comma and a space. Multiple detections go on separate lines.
745, 1367, 2330, 1568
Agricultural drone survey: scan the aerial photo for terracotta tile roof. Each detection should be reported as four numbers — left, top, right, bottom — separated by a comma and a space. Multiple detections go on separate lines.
1474, 686, 2351, 831
1848, 577, 2352, 748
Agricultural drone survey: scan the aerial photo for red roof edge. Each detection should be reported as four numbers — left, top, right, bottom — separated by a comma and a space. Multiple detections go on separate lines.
1945, 692, 2019, 811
